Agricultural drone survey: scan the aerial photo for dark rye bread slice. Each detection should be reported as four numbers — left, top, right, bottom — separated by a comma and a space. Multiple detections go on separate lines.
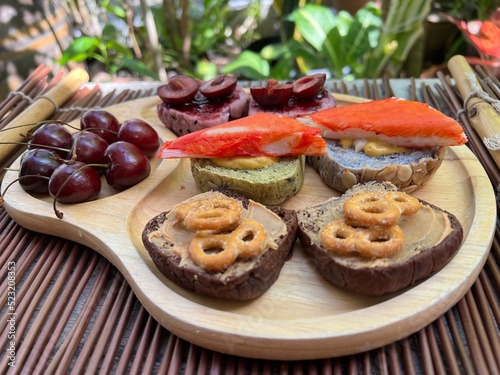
296, 182, 464, 296
142, 189, 298, 300
157, 86, 249, 136
308, 140, 446, 193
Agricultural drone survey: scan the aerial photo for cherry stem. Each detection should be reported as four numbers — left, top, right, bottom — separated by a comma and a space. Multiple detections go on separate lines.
0, 175, 50, 203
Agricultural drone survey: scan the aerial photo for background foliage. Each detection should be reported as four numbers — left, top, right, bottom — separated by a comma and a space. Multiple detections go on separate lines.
58, 0, 499, 81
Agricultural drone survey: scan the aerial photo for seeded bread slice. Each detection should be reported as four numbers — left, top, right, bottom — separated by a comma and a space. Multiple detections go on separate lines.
191, 156, 305, 205
297, 182, 464, 296
142, 189, 298, 300
308, 140, 446, 193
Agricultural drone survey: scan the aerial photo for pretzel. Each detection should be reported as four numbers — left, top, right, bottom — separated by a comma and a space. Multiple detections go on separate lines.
175, 197, 243, 231
189, 219, 268, 271
231, 219, 267, 258
321, 219, 404, 258
189, 233, 237, 271
343, 191, 420, 226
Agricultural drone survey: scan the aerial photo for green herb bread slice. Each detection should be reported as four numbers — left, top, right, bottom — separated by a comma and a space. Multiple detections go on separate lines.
142, 189, 298, 300
297, 182, 463, 296
308, 140, 446, 193
190, 156, 305, 205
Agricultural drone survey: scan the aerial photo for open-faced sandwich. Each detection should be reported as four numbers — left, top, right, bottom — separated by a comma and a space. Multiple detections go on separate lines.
248, 74, 336, 117
297, 97, 468, 192
156, 74, 249, 136
157, 112, 328, 205
142, 189, 298, 300
297, 181, 464, 296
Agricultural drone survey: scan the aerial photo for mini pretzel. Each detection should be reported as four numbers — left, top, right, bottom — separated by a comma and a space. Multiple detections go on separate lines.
382, 191, 421, 216
321, 219, 404, 258
175, 197, 242, 231
189, 234, 238, 272
231, 219, 267, 258
188, 219, 268, 271
343, 191, 420, 226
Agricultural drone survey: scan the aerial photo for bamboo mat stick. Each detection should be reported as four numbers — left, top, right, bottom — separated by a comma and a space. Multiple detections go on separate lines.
0, 68, 89, 162
448, 55, 500, 170
0, 65, 51, 119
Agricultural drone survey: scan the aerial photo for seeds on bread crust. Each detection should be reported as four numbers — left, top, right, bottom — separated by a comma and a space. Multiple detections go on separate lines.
308, 140, 446, 193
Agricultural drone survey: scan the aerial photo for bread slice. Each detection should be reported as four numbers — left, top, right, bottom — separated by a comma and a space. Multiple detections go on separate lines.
190, 156, 305, 205
297, 182, 463, 296
157, 86, 249, 136
142, 189, 298, 300
308, 140, 446, 193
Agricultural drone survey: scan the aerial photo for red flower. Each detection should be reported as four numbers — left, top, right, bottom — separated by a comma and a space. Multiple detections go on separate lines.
449, 18, 500, 58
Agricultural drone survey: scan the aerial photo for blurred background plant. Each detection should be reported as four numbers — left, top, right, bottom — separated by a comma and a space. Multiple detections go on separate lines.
59, 0, 433, 81
2, 0, 499, 94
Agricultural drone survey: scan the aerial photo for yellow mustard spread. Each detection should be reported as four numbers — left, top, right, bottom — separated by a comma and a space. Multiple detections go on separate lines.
210, 156, 279, 169
341, 138, 408, 157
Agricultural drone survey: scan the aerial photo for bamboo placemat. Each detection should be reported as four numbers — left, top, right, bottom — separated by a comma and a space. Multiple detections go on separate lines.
0, 66, 499, 374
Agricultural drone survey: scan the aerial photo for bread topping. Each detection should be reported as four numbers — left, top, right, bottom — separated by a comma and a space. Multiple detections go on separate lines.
340, 137, 408, 156
342, 205, 450, 265
309, 189, 454, 264
210, 156, 279, 170
147, 191, 287, 275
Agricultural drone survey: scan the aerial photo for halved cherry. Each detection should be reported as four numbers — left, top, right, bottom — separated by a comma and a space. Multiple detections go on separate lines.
199, 75, 237, 100
250, 79, 293, 107
157, 75, 199, 106
292, 73, 327, 100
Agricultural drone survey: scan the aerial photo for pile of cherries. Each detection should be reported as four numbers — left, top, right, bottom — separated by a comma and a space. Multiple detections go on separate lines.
157, 74, 238, 106
249, 74, 327, 108
16, 109, 160, 217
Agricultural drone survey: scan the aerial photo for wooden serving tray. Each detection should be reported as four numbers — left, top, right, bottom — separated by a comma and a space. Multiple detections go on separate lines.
2, 96, 496, 360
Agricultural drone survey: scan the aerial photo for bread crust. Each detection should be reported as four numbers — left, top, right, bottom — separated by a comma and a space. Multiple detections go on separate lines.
142, 189, 298, 300
297, 184, 464, 296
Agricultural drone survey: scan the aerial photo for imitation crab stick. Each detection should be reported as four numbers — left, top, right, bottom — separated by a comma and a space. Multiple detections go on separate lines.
157, 113, 328, 158
298, 97, 468, 148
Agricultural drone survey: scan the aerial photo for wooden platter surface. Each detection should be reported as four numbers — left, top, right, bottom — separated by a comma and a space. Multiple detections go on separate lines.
2, 95, 496, 360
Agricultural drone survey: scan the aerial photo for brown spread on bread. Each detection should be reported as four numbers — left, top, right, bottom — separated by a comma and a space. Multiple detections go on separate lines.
147, 191, 287, 275
317, 191, 453, 263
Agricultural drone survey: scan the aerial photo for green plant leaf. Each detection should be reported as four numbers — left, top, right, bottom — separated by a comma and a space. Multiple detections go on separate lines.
222, 50, 270, 79
290, 5, 336, 51
101, 24, 122, 42
195, 60, 219, 81
58, 37, 101, 65
105, 40, 134, 58
120, 58, 159, 79
260, 43, 289, 61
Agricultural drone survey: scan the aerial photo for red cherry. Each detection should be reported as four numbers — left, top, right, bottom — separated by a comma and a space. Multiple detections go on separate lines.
29, 122, 72, 157
157, 75, 199, 106
80, 109, 120, 143
49, 161, 102, 204
69, 131, 109, 165
103, 141, 151, 190
250, 79, 293, 107
19, 149, 62, 194
198, 75, 237, 100
117, 119, 160, 158
292, 73, 327, 100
